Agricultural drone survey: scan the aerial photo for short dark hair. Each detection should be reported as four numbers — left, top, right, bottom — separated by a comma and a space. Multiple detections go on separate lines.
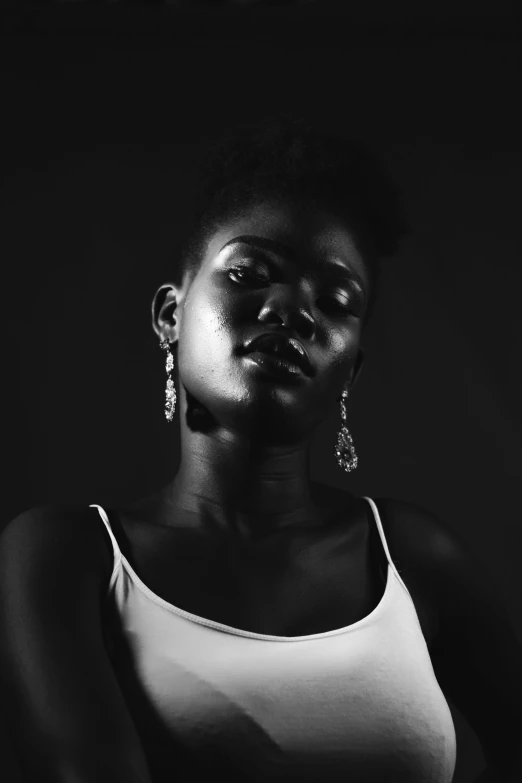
177, 114, 410, 326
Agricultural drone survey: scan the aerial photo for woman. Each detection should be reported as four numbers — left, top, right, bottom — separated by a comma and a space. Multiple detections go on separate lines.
1, 117, 521, 783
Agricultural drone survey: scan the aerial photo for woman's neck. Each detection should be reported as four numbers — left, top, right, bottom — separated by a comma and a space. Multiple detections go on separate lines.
155, 438, 330, 542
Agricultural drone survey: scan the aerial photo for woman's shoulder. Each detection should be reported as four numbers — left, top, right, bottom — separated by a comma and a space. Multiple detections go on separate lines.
1, 503, 102, 546
307, 487, 455, 571
368, 495, 479, 623
368, 496, 466, 570
0, 504, 114, 592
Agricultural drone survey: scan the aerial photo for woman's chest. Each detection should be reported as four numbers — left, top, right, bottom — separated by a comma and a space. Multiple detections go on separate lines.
103, 501, 438, 646
119, 522, 378, 635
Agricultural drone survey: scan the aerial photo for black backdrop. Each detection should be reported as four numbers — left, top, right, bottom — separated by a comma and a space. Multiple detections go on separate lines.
1, 5, 521, 782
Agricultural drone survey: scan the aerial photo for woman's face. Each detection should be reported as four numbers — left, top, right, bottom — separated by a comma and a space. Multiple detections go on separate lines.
159, 198, 371, 444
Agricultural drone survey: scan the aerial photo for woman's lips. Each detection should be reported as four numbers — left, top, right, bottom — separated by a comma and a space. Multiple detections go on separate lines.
244, 350, 308, 380
244, 333, 313, 376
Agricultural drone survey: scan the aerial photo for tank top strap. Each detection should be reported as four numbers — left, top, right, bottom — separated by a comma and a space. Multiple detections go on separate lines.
89, 503, 122, 591
362, 496, 413, 600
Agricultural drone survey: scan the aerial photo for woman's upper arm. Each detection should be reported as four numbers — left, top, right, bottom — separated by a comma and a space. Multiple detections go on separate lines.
381, 498, 522, 776
0, 505, 152, 783
429, 533, 522, 775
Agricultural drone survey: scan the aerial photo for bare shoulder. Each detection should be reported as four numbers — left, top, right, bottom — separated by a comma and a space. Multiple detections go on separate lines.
0, 504, 113, 592
308, 485, 462, 565
370, 496, 467, 567
0, 505, 154, 783
371, 496, 507, 626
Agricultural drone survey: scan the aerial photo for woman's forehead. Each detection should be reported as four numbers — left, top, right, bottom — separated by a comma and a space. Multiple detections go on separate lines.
204, 200, 372, 287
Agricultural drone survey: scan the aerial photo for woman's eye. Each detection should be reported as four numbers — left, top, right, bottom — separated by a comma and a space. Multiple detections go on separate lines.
324, 295, 350, 309
228, 266, 269, 284
320, 294, 358, 316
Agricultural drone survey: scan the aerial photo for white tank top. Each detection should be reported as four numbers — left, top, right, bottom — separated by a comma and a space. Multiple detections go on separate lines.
90, 496, 456, 783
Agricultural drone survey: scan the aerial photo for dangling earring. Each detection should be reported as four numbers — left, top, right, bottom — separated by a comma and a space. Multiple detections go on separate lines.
159, 339, 176, 422
334, 388, 358, 472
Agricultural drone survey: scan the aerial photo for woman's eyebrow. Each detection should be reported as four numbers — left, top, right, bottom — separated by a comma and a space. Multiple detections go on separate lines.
220, 235, 366, 291
221, 235, 297, 261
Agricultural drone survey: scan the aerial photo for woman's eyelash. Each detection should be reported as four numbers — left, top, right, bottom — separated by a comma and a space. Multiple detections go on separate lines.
229, 265, 268, 282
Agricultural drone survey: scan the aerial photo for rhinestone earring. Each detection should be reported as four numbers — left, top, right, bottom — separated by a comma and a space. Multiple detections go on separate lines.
159, 339, 176, 422
334, 388, 358, 472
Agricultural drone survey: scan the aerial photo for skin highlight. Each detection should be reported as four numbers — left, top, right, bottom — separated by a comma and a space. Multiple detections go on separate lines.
152, 199, 371, 544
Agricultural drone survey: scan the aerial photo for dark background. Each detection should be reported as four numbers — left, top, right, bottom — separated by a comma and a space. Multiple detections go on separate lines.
1, 3, 521, 781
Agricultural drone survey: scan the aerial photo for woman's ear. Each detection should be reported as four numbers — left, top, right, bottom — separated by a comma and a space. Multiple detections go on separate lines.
151, 283, 182, 342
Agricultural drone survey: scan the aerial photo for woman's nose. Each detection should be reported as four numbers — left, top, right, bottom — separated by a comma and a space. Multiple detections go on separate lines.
257, 284, 316, 338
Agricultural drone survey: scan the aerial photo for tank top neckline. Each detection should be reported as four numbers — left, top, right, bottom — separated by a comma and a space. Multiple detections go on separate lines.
90, 496, 405, 642
119, 551, 393, 642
